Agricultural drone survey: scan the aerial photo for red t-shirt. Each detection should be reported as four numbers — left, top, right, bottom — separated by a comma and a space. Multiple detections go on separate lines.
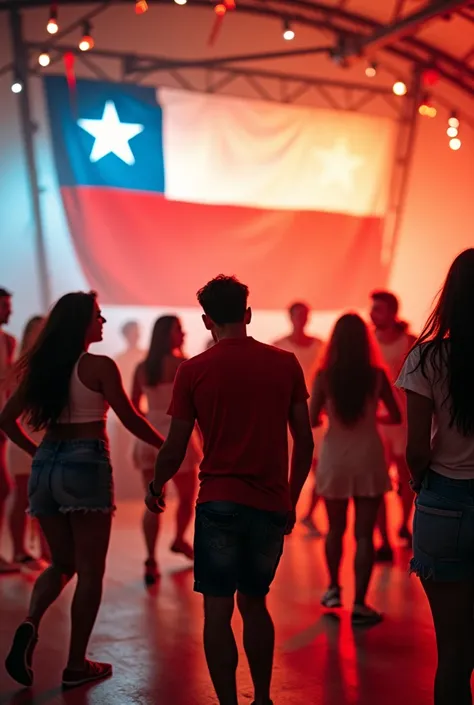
168, 337, 308, 512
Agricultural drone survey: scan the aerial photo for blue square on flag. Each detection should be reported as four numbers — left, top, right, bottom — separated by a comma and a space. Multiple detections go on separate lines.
44, 76, 165, 193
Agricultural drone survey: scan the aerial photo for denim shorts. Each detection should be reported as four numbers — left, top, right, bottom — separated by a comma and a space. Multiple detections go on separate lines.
28, 439, 115, 517
411, 469, 474, 582
194, 501, 287, 598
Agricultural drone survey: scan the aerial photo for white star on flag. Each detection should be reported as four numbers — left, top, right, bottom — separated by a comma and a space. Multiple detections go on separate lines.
78, 101, 144, 165
314, 138, 364, 191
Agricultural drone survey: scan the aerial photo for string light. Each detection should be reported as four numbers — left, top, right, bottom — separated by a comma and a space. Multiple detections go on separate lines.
448, 112, 459, 129
365, 62, 377, 78
283, 19, 295, 41
46, 4, 59, 34
11, 80, 23, 94
79, 21, 94, 51
418, 95, 436, 118
447, 126, 458, 137
392, 80, 407, 96
38, 51, 51, 67
135, 0, 148, 13
449, 137, 461, 151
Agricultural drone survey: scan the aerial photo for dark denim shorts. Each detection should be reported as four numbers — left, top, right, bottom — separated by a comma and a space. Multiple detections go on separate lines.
28, 439, 115, 517
194, 501, 287, 598
411, 469, 474, 582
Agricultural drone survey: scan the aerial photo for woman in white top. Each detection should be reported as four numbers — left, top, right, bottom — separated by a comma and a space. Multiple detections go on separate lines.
132, 316, 199, 585
396, 249, 474, 705
7, 315, 51, 570
311, 314, 400, 625
0, 292, 164, 689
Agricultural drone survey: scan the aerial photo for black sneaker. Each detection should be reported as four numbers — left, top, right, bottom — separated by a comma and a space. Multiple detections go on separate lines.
5, 621, 37, 686
375, 545, 394, 563
321, 586, 342, 608
352, 605, 383, 627
144, 559, 160, 586
62, 660, 112, 688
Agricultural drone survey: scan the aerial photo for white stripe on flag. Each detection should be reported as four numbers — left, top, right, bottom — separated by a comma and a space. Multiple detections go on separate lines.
158, 88, 396, 217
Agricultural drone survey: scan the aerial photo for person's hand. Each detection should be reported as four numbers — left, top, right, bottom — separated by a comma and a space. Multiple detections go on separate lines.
285, 509, 296, 535
145, 483, 166, 514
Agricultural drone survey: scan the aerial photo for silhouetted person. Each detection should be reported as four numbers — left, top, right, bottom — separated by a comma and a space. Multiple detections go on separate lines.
397, 249, 474, 705
132, 315, 199, 584
146, 276, 314, 705
274, 302, 324, 536
1, 292, 163, 688
311, 314, 400, 625
0, 287, 17, 573
370, 290, 416, 561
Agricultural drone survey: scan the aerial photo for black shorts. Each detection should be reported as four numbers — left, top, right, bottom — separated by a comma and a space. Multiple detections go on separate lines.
194, 501, 287, 598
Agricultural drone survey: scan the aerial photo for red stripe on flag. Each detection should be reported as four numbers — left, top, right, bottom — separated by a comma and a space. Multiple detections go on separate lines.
61, 186, 389, 310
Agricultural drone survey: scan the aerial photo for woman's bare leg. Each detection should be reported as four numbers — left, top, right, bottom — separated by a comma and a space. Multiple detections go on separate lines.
9, 474, 30, 558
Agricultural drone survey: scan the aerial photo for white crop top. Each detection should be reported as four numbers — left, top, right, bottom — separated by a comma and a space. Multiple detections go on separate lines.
57, 354, 109, 424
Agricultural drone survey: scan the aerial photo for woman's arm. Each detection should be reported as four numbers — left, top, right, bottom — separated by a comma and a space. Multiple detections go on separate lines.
405, 389, 433, 486
378, 369, 402, 425
131, 364, 144, 411
309, 372, 325, 428
98, 357, 164, 448
0, 387, 38, 456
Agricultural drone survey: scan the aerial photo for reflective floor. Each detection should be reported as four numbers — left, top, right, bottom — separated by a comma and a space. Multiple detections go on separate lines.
0, 494, 434, 705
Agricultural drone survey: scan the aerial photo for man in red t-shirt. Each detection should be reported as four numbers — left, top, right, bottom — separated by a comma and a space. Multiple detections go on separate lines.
146, 275, 314, 705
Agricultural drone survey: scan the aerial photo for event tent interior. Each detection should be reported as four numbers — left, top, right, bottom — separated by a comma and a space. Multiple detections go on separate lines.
0, 3, 474, 705
1, 0, 473, 354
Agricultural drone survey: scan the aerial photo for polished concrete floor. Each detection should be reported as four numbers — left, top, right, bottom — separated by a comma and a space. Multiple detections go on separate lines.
0, 493, 435, 705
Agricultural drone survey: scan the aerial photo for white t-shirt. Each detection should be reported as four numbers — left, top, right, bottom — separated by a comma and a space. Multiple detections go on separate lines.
396, 344, 474, 479
273, 336, 324, 388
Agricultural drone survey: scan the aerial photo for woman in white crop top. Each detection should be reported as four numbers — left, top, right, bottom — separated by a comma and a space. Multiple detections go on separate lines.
132, 315, 200, 585
396, 249, 474, 705
0, 291, 164, 690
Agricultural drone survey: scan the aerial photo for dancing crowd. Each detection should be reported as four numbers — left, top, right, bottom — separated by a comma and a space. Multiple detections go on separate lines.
1, 248, 474, 705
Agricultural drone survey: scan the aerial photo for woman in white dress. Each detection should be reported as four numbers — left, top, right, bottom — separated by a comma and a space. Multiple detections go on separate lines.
310, 313, 401, 625
132, 316, 199, 585
7, 316, 50, 570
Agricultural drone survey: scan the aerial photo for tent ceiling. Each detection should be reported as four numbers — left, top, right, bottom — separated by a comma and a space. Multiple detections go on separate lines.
1, 0, 474, 96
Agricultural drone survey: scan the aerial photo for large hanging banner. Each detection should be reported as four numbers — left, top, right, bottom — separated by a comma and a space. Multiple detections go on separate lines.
43, 76, 396, 310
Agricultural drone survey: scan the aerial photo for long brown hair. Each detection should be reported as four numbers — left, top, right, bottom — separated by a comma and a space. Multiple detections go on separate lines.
322, 313, 378, 427
415, 248, 474, 436
16, 292, 97, 431
144, 315, 179, 387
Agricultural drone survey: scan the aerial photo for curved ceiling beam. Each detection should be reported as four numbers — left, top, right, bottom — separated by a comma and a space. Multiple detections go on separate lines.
1, 0, 473, 95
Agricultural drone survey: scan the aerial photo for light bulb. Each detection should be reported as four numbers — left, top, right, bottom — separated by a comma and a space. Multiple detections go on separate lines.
447, 126, 458, 137
365, 63, 377, 78
174, 0, 187, 4
11, 81, 23, 93
392, 80, 407, 96
38, 52, 51, 67
449, 137, 461, 151
448, 115, 459, 129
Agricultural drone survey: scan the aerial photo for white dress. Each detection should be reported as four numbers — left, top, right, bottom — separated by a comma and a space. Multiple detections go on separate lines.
133, 383, 201, 473
317, 375, 390, 499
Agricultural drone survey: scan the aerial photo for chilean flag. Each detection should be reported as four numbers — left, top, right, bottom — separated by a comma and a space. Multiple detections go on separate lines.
44, 76, 396, 310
